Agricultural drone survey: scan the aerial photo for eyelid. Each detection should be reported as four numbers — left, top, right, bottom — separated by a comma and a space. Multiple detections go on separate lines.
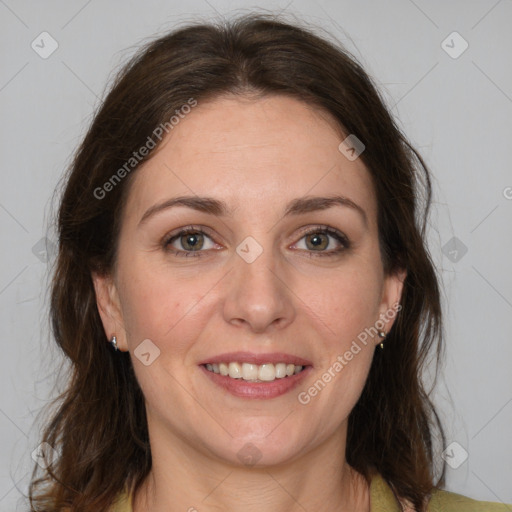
162, 224, 217, 245
161, 226, 219, 259
294, 225, 348, 242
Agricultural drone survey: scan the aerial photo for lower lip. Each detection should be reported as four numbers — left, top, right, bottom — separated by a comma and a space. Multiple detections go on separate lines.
200, 365, 312, 399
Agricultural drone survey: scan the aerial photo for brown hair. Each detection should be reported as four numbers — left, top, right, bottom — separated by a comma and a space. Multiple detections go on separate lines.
28, 13, 446, 511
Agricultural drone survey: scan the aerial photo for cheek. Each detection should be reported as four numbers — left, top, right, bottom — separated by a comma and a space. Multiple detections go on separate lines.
304, 263, 382, 407
118, 260, 216, 354
302, 264, 383, 342
295, 262, 381, 410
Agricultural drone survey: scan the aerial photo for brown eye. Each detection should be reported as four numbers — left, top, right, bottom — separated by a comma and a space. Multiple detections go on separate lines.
293, 227, 350, 257
179, 232, 204, 251
163, 227, 217, 257
305, 232, 329, 251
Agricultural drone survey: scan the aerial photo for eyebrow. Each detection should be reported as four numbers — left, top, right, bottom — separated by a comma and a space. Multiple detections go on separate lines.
138, 194, 368, 227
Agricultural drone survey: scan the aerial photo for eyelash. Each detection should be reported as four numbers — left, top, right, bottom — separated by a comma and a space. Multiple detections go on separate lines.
162, 225, 350, 259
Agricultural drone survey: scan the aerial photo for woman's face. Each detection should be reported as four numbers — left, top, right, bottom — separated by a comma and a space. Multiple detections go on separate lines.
94, 94, 404, 467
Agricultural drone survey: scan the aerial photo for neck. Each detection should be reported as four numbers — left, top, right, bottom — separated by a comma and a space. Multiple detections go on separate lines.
132, 426, 370, 512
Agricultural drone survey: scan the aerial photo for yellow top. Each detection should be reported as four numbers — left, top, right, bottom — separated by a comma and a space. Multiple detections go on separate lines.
110, 472, 512, 511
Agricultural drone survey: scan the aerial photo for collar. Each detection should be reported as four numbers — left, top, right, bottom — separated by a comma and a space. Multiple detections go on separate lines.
369, 472, 402, 511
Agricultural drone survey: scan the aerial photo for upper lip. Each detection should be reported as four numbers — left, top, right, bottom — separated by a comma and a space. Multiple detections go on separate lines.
199, 351, 313, 367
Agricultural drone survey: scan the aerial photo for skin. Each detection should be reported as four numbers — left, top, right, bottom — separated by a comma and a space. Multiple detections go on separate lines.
93, 94, 406, 512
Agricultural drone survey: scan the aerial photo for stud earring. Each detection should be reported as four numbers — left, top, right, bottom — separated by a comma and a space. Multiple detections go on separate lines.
378, 331, 387, 349
110, 335, 119, 351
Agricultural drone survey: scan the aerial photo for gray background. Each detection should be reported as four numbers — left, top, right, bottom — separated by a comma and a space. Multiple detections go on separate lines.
1, 0, 511, 510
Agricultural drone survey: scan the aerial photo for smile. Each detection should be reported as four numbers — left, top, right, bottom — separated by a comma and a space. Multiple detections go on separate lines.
204, 362, 305, 382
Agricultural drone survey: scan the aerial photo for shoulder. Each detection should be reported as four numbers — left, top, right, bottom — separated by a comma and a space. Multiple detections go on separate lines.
427, 488, 512, 512
109, 489, 132, 512
111, 476, 512, 512
369, 471, 511, 512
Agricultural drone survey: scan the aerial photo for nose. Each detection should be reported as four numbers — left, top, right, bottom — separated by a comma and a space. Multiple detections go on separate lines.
222, 243, 296, 334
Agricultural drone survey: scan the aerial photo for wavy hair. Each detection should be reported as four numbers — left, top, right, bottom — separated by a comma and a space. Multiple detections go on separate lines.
28, 13, 445, 511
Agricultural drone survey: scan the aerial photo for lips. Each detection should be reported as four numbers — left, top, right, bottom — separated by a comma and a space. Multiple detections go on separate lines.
198, 351, 313, 399
198, 351, 313, 367
200, 363, 312, 399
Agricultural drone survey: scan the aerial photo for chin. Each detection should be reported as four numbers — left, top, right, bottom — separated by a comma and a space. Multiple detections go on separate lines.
214, 431, 306, 468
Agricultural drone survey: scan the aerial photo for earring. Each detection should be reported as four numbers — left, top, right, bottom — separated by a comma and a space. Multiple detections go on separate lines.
110, 335, 119, 351
378, 331, 387, 349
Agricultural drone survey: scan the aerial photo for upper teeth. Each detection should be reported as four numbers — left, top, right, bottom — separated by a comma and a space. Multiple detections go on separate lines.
205, 362, 304, 382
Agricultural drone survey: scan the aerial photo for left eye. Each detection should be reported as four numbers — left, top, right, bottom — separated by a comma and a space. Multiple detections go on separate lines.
292, 228, 348, 255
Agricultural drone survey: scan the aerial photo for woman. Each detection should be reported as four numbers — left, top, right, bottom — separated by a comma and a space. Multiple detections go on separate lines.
28, 13, 511, 512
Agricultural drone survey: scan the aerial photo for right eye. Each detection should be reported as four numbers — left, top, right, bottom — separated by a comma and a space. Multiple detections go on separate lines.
162, 227, 219, 257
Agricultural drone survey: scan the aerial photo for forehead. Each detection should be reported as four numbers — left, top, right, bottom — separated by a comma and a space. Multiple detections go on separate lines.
123, 95, 377, 225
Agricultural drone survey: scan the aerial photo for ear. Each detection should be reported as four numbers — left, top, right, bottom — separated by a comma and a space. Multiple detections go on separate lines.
91, 271, 128, 351
377, 268, 407, 343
